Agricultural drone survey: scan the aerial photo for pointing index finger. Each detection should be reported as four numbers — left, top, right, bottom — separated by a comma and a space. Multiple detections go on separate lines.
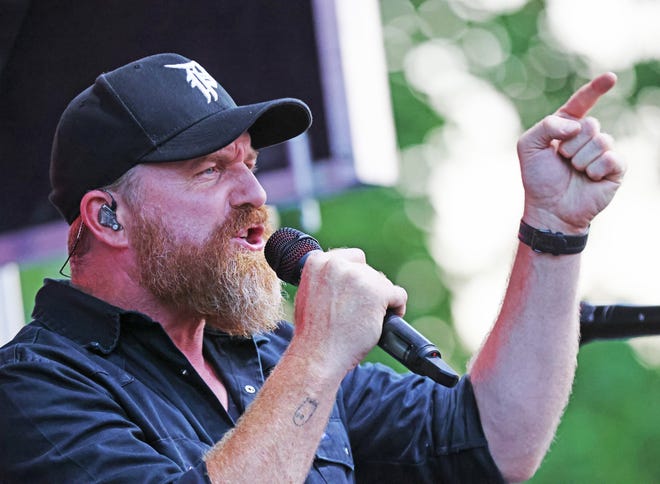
557, 72, 617, 119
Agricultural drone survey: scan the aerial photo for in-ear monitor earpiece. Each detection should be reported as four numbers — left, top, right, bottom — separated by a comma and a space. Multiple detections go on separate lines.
98, 204, 122, 231
98, 190, 123, 231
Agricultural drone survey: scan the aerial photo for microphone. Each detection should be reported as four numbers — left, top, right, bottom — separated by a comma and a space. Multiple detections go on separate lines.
265, 227, 459, 388
580, 302, 660, 345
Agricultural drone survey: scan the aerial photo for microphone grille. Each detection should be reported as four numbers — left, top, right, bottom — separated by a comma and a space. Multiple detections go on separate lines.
265, 227, 321, 285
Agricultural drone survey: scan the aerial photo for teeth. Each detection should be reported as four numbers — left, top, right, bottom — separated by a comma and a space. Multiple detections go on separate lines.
235, 226, 262, 245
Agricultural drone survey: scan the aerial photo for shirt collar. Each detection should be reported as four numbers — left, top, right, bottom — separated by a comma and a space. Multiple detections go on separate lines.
201, 323, 271, 347
32, 278, 271, 352
32, 279, 147, 353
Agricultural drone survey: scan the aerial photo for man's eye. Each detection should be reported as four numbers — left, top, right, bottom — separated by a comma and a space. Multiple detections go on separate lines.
201, 167, 218, 176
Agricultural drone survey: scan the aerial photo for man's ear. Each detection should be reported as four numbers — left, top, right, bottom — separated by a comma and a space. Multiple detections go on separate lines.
79, 190, 129, 248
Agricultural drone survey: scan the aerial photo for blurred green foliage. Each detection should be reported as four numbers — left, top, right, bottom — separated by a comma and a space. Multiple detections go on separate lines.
19, 259, 62, 322
389, 71, 445, 147
379, 0, 660, 482
533, 342, 660, 483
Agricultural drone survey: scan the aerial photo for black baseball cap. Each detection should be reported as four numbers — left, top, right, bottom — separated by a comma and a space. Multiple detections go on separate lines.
49, 53, 312, 224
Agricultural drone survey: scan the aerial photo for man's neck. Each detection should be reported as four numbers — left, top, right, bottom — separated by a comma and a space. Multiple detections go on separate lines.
73, 266, 206, 356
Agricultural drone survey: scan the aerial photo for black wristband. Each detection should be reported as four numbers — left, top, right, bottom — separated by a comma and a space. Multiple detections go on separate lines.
518, 219, 588, 255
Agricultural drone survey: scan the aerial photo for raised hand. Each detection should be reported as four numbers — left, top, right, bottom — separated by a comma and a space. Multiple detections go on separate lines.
517, 73, 626, 233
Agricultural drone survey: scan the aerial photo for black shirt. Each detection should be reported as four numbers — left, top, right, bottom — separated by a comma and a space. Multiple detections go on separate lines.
0, 279, 504, 483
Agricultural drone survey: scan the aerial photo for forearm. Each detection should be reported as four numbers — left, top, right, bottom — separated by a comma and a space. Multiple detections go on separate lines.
204, 340, 344, 482
204, 248, 407, 482
469, 242, 580, 482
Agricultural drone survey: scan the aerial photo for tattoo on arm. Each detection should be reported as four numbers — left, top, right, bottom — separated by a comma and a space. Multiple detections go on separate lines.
293, 397, 319, 426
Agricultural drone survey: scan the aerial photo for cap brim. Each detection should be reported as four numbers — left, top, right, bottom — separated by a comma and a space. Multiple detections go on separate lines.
140, 98, 312, 162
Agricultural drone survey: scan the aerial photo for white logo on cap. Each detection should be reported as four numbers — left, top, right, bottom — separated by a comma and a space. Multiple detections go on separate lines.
164, 61, 219, 104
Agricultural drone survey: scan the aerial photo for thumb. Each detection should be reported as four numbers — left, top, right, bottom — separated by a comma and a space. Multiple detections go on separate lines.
519, 115, 582, 153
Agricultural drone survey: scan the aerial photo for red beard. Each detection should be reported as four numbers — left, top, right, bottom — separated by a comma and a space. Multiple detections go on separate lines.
130, 205, 283, 336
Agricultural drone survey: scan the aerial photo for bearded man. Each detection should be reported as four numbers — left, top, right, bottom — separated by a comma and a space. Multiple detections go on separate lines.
0, 53, 625, 483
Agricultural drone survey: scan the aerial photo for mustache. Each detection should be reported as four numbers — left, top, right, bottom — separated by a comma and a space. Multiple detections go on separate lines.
202, 205, 271, 246
224, 205, 269, 232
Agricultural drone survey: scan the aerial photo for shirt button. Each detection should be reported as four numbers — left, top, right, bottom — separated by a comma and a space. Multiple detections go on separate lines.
244, 384, 256, 394
344, 447, 350, 455
180, 369, 189, 376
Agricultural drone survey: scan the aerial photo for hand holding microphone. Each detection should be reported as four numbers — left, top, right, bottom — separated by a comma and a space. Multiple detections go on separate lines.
265, 227, 459, 387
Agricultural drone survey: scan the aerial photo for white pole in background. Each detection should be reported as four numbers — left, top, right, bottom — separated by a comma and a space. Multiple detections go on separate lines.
0, 262, 25, 345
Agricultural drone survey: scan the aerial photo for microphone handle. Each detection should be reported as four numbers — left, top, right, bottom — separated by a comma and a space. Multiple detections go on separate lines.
580, 303, 660, 344
379, 312, 459, 387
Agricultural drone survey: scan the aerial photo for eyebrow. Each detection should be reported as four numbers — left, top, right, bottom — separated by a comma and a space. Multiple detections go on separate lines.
187, 144, 259, 169
246, 146, 259, 164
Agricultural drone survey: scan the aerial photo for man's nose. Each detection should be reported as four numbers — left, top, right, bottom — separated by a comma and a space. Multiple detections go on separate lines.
229, 166, 267, 209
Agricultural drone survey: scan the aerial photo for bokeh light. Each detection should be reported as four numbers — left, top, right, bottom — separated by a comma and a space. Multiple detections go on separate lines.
383, 0, 660, 365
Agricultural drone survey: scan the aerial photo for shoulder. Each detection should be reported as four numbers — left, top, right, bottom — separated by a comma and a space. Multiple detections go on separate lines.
0, 323, 49, 364
0, 321, 103, 378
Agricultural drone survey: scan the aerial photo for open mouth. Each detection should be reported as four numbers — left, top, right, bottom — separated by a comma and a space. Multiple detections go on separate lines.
234, 224, 266, 250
